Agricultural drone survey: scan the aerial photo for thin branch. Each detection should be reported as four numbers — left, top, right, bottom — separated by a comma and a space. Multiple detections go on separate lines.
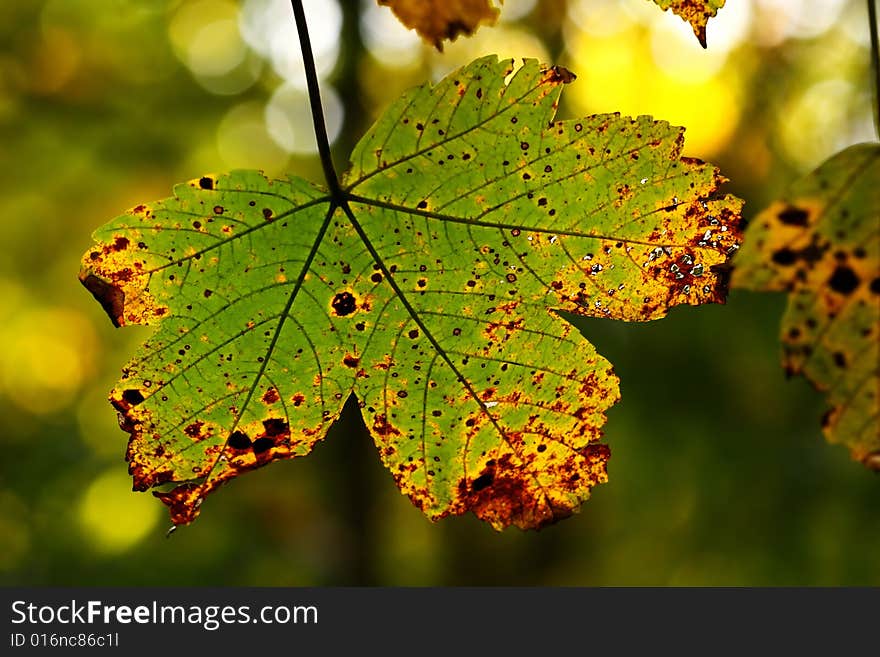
870, 0, 880, 139
290, 0, 342, 196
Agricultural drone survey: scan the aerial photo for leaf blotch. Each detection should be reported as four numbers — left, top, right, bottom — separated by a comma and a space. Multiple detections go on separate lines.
122, 389, 145, 406
80, 274, 125, 327
331, 291, 357, 316
828, 265, 860, 295
778, 205, 809, 226
228, 431, 251, 450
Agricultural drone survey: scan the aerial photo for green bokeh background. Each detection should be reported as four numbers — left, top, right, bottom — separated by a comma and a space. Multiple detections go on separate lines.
0, 0, 877, 586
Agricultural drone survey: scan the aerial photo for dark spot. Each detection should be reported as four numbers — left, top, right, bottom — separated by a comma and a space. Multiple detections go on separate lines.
204, 289, 213, 298
471, 471, 494, 491
828, 266, 859, 295
228, 431, 251, 450
371, 272, 383, 283
520, 142, 529, 151
833, 352, 846, 368
453, 328, 461, 336
506, 273, 517, 283
122, 389, 145, 406
262, 418, 288, 437
343, 354, 360, 368
184, 421, 203, 438
193, 221, 202, 229
331, 291, 357, 316
870, 278, 880, 295
262, 388, 280, 404
198, 177, 214, 190
771, 248, 797, 266
213, 205, 224, 215
355, 322, 366, 331
397, 390, 408, 398
252, 437, 274, 454
778, 206, 809, 226
408, 329, 419, 339
262, 208, 273, 220
536, 444, 546, 453
80, 274, 125, 327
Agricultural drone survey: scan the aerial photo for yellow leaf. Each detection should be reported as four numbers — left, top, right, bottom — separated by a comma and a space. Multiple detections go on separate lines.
733, 144, 880, 469
377, 0, 500, 51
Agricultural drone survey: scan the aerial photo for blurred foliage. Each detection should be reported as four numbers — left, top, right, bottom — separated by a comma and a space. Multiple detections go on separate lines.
0, 0, 877, 586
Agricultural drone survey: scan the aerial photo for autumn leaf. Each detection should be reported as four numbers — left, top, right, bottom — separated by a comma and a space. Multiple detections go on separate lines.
732, 144, 879, 469
377, 0, 500, 50
80, 56, 742, 530
650, 0, 726, 48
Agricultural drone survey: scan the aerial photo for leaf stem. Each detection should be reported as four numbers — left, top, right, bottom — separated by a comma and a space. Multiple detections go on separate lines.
870, 0, 880, 139
290, 0, 342, 196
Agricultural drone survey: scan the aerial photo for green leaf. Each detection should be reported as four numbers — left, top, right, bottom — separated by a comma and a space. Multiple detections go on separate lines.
732, 144, 880, 470
650, 0, 726, 48
80, 56, 742, 530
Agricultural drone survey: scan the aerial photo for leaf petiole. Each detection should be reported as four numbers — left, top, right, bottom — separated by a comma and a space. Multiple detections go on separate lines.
870, 0, 880, 139
290, 0, 343, 197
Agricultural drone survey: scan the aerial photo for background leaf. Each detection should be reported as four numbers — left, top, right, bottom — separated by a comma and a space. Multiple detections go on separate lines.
650, 0, 726, 48
377, 0, 500, 50
732, 144, 880, 469
80, 56, 742, 529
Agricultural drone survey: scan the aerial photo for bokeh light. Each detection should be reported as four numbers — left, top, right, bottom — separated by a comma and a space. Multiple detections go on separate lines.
216, 101, 290, 172
265, 82, 344, 155
77, 468, 163, 555
0, 301, 97, 415
239, 0, 341, 87
360, 0, 423, 69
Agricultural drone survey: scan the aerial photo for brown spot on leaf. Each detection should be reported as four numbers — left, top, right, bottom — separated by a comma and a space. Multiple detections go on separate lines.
121, 389, 145, 406
777, 205, 809, 226
373, 414, 400, 437
331, 291, 357, 316
79, 274, 125, 327
543, 65, 576, 84
227, 431, 251, 450
828, 265, 859, 295
262, 388, 280, 404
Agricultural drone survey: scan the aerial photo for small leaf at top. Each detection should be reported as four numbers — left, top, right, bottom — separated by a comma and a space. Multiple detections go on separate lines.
732, 144, 880, 469
377, 0, 500, 50
80, 56, 742, 530
650, 0, 726, 48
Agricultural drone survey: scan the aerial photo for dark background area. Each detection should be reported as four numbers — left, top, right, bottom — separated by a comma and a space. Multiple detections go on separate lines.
0, 0, 877, 585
